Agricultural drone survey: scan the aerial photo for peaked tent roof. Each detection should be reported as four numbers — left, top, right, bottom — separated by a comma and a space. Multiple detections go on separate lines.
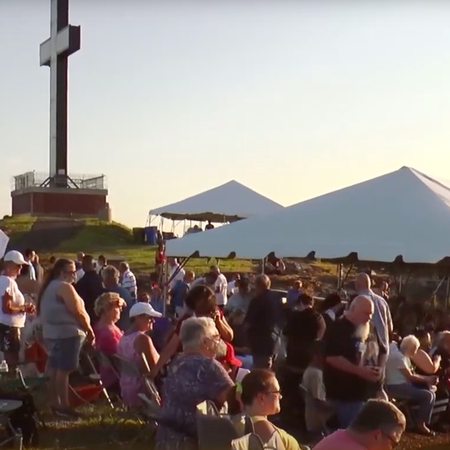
166, 167, 450, 263
150, 180, 283, 222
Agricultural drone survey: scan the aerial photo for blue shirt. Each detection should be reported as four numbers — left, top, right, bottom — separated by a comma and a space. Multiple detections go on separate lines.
151, 296, 165, 315
286, 288, 302, 308
170, 280, 189, 310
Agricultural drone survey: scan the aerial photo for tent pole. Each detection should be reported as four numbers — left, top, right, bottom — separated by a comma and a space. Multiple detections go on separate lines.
162, 260, 169, 317
399, 274, 403, 293
337, 264, 342, 290
261, 259, 265, 275
445, 276, 450, 310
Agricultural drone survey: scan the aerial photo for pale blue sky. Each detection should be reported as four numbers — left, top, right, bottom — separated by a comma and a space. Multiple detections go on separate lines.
1, 0, 450, 227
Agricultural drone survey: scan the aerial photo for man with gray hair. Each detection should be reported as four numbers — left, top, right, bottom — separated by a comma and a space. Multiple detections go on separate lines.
324, 296, 381, 428
102, 265, 133, 330
314, 399, 406, 449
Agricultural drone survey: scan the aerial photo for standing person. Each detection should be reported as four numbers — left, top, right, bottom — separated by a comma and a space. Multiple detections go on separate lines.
23, 249, 36, 281
37, 258, 95, 417
313, 399, 405, 450
356, 273, 393, 398
244, 274, 278, 369
323, 296, 380, 428
169, 271, 195, 318
210, 265, 228, 310
168, 258, 185, 290
33, 254, 45, 284
96, 255, 107, 276
225, 276, 252, 316
102, 265, 133, 331
75, 252, 85, 282
286, 280, 303, 308
205, 220, 214, 230
75, 255, 104, 324
284, 294, 326, 370
119, 262, 137, 300
0, 251, 35, 368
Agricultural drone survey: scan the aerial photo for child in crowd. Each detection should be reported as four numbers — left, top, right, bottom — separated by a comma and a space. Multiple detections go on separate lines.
301, 342, 334, 441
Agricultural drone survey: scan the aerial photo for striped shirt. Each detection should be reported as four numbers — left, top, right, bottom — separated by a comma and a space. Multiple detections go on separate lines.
121, 269, 137, 298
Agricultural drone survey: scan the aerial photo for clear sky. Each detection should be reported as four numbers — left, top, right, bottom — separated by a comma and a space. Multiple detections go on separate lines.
1, 0, 450, 227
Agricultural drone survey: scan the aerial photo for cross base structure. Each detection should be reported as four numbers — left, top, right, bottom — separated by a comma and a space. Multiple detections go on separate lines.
11, 172, 110, 219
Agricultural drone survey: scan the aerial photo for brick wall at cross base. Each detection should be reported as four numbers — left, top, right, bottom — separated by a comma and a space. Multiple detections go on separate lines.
11, 188, 108, 216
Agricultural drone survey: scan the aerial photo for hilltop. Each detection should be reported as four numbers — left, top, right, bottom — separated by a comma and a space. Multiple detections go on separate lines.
0, 215, 254, 275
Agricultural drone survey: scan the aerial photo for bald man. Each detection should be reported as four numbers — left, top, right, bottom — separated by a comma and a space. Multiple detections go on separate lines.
355, 273, 392, 357
324, 295, 382, 428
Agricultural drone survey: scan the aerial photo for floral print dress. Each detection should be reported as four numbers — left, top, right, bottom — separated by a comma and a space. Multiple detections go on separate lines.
156, 353, 234, 450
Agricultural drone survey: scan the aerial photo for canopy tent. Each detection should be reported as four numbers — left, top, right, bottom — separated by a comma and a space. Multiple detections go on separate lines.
166, 167, 450, 264
0, 230, 8, 258
149, 180, 283, 223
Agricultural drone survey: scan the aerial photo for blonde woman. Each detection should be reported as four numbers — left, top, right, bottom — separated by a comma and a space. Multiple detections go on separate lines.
94, 292, 126, 389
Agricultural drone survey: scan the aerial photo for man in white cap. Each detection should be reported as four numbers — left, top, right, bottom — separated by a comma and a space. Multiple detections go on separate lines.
0, 251, 35, 368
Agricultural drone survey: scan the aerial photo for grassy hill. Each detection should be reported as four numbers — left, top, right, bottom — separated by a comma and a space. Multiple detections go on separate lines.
0, 215, 254, 274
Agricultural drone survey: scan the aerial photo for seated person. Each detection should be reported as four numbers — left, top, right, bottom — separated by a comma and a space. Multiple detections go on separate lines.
117, 303, 161, 407
217, 341, 243, 381
301, 342, 334, 438
156, 317, 234, 450
412, 329, 440, 375
151, 285, 233, 379
93, 292, 126, 390
314, 399, 405, 450
235, 369, 303, 450
385, 335, 437, 435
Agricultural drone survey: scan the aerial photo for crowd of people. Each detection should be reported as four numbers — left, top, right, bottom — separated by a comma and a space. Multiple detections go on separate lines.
1, 248, 450, 449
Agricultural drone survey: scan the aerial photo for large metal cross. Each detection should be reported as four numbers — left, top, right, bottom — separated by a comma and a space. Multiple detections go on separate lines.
40, 0, 80, 188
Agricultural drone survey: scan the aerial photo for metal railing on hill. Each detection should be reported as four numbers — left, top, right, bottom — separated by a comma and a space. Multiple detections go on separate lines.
11, 172, 107, 191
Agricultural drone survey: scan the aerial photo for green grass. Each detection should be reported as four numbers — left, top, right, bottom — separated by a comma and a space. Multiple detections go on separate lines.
31, 404, 450, 450
47, 244, 254, 275
57, 219, 133, 252
0, 214, 37, 245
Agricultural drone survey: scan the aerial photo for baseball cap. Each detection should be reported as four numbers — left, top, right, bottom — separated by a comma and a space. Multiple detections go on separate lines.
3, 250, 29, 265
129, 302, 162, 319
218, 342, 242, 368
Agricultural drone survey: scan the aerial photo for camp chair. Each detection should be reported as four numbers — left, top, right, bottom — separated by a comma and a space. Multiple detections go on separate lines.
0, 369, 48, 430
196, 401, 239, 450
111, 354, 161, 405
0, 400, 23, 450
81, 348, 115, 409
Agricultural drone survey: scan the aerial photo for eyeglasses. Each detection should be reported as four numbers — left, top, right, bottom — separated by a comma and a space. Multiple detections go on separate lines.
265, 390, 282, 396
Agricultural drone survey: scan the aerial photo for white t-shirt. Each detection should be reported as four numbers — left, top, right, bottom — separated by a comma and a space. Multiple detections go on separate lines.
227, 281, 237, 297
386, 345, 410, 385
214, 273, 228, 306
0, 275, 26, 328
169, 265, 185, 290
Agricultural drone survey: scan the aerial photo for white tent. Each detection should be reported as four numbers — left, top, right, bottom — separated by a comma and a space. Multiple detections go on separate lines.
166, 167, 450, 263
149, 180, 283, 223
0, 230, 8, 258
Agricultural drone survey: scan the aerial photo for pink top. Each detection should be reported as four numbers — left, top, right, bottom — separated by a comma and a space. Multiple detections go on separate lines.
94, 323, 123, 388
313, 430, 366, 450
